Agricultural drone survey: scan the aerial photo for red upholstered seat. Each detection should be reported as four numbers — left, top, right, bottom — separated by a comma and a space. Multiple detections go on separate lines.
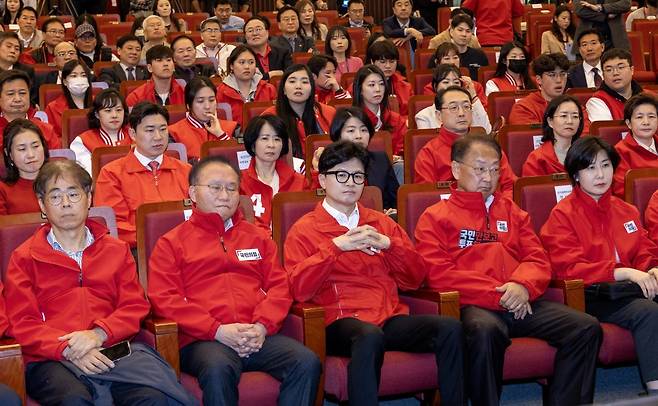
242, 101, 276, 127
408, 95, 435, 130
61, 109, 91, 148
487, 90, 535, 124
200, 139, 247, 169
624, 168, 658, 225
408, 69, 434, 95
588, 120, 628, 146
513, 173, 572, 235
165, 104, 187, 124
598, 323, 636, 365
499, 124, 544, 177
403, 129, 437, 184
565, 87, 595, 108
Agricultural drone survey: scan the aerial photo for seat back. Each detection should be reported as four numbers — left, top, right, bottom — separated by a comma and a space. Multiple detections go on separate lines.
272, 186, 383, 262
167, 31, 203, 45
498, 124, 544, 176
93, 13, 120, 25
91, 145, 132, 182
98, 22, 134, 45
408, 69, 434, 95
93, 61, 115, 76
408, 95, 436, 130
632, 19, 658, 56
627, 32, 647, 70
565, 87, 595, 107
173, 12, 210, 30
487, 90, 535, 123
403, 129, 437, 184
120, 80, 148, 99
397, 182, 452, 242
624, 168, 658, 225
478, 65, 497, 86
588, 120, 628, 146
39, 84, 63, 110
346, 28, 367, 54
513, 173, 572, 233
414, 49, 435, 71
49, 148, 76, 161
242, 100, 276, 127
292, 52, 313, 65
61, 109, 91, 148
221, 30, 243, 43
340, 72, 357, 91
166, 143, 188, 162
165, 104, 187, 124
200, 139, 250, 170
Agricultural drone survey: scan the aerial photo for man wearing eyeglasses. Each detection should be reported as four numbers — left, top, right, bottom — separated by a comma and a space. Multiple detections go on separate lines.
415, 86, 517, 198
285, 141, 465, 406
586, 48, 646, 123
19, 17, 65, 65
243, 16, 291, 79
415, 134, 602, 406
196, 18, 236, 77
148, 155, 321, 406
94, 102, 191, 250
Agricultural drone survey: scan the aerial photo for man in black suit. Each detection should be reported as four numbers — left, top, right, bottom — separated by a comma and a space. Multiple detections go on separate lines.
382, 0, 436, 51
172, 35, 217, 84
98, 35, 150, 89
566, 29, 605, 89
269, 5, 314, 54
244, 15, 291, 79
342, 0, 373, 36
0, 32, 38, 106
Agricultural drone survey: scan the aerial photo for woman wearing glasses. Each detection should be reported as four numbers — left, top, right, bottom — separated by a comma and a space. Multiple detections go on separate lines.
523, 94, 583, 177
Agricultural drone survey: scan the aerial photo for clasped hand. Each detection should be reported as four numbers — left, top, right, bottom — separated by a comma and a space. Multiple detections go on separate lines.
60, 329, 114, 374
332, 225, 391, 255
217, 323, 267, 358
495, 282, 532, 320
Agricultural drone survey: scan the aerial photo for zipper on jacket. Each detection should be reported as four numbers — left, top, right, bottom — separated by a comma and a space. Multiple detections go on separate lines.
486, 212, 490, 230
220, 236, 227, 253
79, 269, 82, 287
333, 282, 344, 318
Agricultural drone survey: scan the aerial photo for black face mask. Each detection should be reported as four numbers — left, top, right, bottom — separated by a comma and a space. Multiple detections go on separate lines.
507, 59, 527, 74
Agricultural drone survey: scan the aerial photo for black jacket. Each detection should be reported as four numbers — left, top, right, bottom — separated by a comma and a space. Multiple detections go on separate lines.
254, 43, 291, 79
367, 150, 399, 210
98, 63, 150, 89
173, 63, 217, 83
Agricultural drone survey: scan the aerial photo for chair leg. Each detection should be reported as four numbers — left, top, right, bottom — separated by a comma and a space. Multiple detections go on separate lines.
421, 389, 440, 406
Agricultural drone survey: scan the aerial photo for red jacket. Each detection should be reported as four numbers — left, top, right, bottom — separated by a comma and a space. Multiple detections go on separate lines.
646, 190, 658, 245
5, 220, 150, 363
423, 81, 488, 110
461, 0, 524, 46
522, 141, 565, 177
364, 106, 406, 155
78, 127, 132, 151
167, 113, 238, 160
489, 75, 525, 93
284, 202, 426, 326
125, 79, 185, 107
94, 152, 191, 247
0, 178, 39, 215
414, 127, 517, 198
540, 187, 658, 286
613, 134, 658, 197
0, 281, 7, 336
148, 209, 292, 348
389, 71, 413, 118
590, 89, 627, 121
44, 94, 69, 138
510, 92, 590, 134
314, 87, 351, 105
239, 159, 308, 232
0, 116, 61, 150
415, 185, 551, 309
261, 103, 336, 157
216, 80, 277, 128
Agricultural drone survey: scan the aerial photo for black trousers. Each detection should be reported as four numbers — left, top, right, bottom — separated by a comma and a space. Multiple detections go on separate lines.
180, 334, 321, 406
461, 299, 601, 406
326, 314, 465, 406
0, 383, 20, 406
26, 361, 171, 406
586, 295, 658, 383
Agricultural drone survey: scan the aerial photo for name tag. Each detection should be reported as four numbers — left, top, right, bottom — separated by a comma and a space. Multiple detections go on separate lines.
496, 220, 508, 233
624, 221, 638, 234
236, 249, 262, 261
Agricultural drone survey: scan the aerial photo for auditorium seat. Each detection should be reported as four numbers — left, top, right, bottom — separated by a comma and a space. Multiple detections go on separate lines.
624, 168, 658, 225
173, 12, 209, 31
408, 94, 435, 130
487, 90, 535, 124
588, 120, 628, 146
408, 69, 434, 96
242, 100, 276, 127
498, 124, 544, 176
200, 139, 248, 170
61, 109, 91, 148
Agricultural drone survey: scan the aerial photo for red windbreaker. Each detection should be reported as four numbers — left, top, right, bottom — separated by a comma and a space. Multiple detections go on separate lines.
167, 113, 238, 160
0, 115, 61, 150
522, 141, 565, 177
0, 178, 39, 215
389, 71, 413, 118
216, 80, 277, 127
613, 134, 658, 197
148, 209, 292, 348
125, 79, 185, 107
364, 106, 407, 155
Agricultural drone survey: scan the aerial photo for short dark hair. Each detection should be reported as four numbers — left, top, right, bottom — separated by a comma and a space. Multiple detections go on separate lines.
347, 0, 364, 7
366, 40, 398, 63
3, 119, 49, 184
318, 140, 369, 174
146, 44, 174, 64
128, 101, 169, 129
542, 94, 584, 144
17, 6, 37, 20
307, 54, 338, 76
601, 48, 633, 67
34, 160, 91, 199
576, 28, 604, 47
0, 68, 30, 93
214, 0, 232, 6
0, 32, 21, 52
434, 85, 471, 110
243, 114, 290, 157
451, 134, 502, 162
200, 17, 221, 31
184, 76, 217, 109
189, 155, 240, 185
532, 53, 570, 76
88, 89, 128, 130
450, 13, 474, 30
226, 45, 256, 74
41, 17, 64, 32
329, 107, 374, 142
431, 64, 462, 92
244, 15, 270, 32
450, 7, 473, 19
564, 136, 621, 185
117, 34, 142, 49
276, 5, 298, 22
171, 34, 196, 51
623, 93, 658, 121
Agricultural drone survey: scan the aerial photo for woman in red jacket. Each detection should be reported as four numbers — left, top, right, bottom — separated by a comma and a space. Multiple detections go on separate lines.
485, 41, 535, 96
612, 93, 658, 197
541, 136, 658, 393
366, 40, 413, 119
523, 94, 583, 176
69, 89, 132, 174
216, 45, 277, 128
45, 60, 93, 138
239, 114, 308, 232
0, 119, 49, 215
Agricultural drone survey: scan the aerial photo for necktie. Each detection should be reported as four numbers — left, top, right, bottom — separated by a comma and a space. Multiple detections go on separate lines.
148, 161, 159, 185
592, 67, 602, 88
126, 66, 136, 81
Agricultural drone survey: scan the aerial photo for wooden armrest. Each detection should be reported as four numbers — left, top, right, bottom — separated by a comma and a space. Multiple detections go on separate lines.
402, 289, 461, 319
0, 338, 25, 404
143, 317, 180, 377
550, 279, 585, 312
290, 303, 326, 406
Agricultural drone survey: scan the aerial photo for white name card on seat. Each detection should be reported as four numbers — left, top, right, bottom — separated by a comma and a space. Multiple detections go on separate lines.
532, 4, 542, 8
621, 131, 629, 139
64, 22, 73, 29
237, 151, 252, 170
554, 184, 573, 203
440, 193, 451, 200
533, 136, 543, 150
183, 209, 193, 221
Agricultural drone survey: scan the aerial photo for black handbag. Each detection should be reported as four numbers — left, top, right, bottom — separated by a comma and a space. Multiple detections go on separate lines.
584, 281, 645, 300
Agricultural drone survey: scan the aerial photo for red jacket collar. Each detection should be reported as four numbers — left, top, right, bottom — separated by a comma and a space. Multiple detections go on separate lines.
124, 151, 178, 173
572, 185, 612, 212
447, 183, 496, 211
188, 207, 244, 236
245, 158, 297, 187
439, 126, 462, 145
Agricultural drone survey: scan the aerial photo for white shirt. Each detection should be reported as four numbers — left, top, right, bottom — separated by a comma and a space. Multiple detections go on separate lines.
120, 62, 138, 80
583, 61, 602, 89
322, 199, 360, 230
133, 149, 163, 170
258, 171, 280, 195
414, 99, 492, 133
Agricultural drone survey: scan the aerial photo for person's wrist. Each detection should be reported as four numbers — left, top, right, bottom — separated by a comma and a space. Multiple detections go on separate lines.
93, 328, 107, 345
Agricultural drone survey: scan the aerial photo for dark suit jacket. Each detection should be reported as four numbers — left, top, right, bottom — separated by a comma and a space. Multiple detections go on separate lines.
367, 150, 399, 210
566, 63, 588, 89
173, 63, 217, 83
381, 15, 436, 50
342, 20, 373, 33
13, 62, 37, 106
98, 63, 150, 89
269, 35, 315, 54
255, 43, 291, 80
78, 47, 114, 73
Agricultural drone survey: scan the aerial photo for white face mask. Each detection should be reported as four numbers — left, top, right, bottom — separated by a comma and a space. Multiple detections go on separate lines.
66, 76, 89, 96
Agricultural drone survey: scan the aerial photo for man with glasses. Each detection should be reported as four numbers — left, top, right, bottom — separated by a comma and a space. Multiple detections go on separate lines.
16, 7, 42, 50
342, 0, 372, 36
270, 5, 314, 54
243, 16, 290, 79
148, 155, 322, 406
94, 102, 191, 250
415, 134, 601, 406
415, 86, 517, 198
586, 48, 645, 123
285, 140, 465, 406
566, 29, 605, 89
171, 35, 216, 84
196, 18, 235, 77
20, 17, 65, 65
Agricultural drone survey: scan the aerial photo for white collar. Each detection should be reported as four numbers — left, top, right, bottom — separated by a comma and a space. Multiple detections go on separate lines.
396, 17, 410, 28
484, 194, 495, 211
322, 198, 360, 230
583, 61, 602, 74
133, 149, 164, 169
633, 136, 658, 155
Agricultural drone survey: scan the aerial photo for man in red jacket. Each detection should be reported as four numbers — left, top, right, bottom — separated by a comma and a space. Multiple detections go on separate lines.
285, 141, 464, 406
126, 45, 185, 107
4, 160, 194, 405
415, 135, 601, 406
148, 155, 321, 406
0, 282, 21, 406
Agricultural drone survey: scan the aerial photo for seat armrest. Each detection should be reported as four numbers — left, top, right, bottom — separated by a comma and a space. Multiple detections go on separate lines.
401, 289, 460, 319
0, 338, 25, 404
290, 303, 326, 406
143, 318, 180, 377
549, 279, 585, 312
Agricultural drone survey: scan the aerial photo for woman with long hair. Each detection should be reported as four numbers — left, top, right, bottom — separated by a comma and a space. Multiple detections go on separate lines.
0, 119, 49, 214
523, 94, 583, 176
296, 0, 327, 41
541, 5, 576, 59
215, 45, 277, 128
2, 0, 22, 25
45, 60, 92, 137
365, 40, 413, 118
153, 0, 187, 33
324, 25, 363, 83
485, 41, 535, 96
